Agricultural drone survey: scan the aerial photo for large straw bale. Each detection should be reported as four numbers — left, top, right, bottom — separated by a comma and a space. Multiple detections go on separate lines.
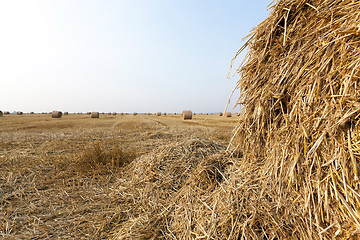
222, 0, 360, 238
0, 111, 3, 117
17, 111, 23, 115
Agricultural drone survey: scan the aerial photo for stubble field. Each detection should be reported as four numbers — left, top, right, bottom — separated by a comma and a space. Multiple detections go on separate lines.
0, 113, 237, 239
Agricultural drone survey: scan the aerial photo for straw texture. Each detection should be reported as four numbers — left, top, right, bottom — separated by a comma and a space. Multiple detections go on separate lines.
226, 0, 360, 238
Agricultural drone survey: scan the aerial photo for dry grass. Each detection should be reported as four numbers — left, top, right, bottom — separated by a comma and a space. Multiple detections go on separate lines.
0, 113, 236, 239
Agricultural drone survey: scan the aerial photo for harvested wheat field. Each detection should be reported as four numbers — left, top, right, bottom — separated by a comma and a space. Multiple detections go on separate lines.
3, 0, 360, 239
0, 113, 237, 239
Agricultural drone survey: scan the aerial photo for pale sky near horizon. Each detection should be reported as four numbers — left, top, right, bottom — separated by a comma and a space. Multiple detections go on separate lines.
0, 1, 270, 113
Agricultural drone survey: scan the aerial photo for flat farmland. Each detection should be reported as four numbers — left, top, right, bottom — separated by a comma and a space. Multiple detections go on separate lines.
0, 113, 237, 239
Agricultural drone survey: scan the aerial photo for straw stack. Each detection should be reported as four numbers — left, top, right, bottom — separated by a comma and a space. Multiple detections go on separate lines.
224, 0, 360, 238
218, 112, 223, 116
91, 112, 99, 118
182, 110, 192, 120
17, 111, 23, 115
156, 112, 161, 116
51, 111, 62, 118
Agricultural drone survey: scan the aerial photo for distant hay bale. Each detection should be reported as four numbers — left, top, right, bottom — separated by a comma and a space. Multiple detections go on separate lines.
112, 112, 117, 115
225, 112, 231, 117
133, 112, 137, 115
156, 112, 161, 116
51, 111, 62, 118
163, 113, 167, 116
91, 112, 99, 118
30, 112, 34, 114
17, 111, 23, 115
64, 112, 69, 115
218, 112, 223, 116
87, 112, 91, 115
182, 110, 192, 120
4, 111, 10, 115
0, 111, 3, 117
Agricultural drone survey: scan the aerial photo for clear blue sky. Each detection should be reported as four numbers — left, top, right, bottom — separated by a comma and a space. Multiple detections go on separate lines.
0, 1, 270, 113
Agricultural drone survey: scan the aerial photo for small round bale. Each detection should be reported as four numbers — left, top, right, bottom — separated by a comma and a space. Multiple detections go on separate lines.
17, 111, 23, 115
64, 112, 69, 115
218, 112, 223, 116
87, 112, 91, 115
0, 111, 3, 117
163, 113, 167, 116
91, 112, 99, 118
30, 112, 34, 114
182, 110, 192, 120
52, 111, 62, 118
225, 112, 232, 117
4, 111, 10, 115
156, 112, 161, 116
112, 112, 117, 115
133, 112, 137, 115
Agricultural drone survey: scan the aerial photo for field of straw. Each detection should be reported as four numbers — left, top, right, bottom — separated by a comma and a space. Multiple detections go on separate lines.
0, 113, 237, 239
3, 0, 360, 239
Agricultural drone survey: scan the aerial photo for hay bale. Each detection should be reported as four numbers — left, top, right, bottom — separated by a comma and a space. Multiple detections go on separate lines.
133, 112, 137, 115
156, 112, 161, 116
225, 112, 231, 117
87, 112, 91, 115
218, 112, 223, 116
51, 111, 62, 118
30, 112, 34, 114
91, 112, 99, 118
163, 113, 167, 116
112, 112, 117, 115
4, 111, 10, 115
0, 111, 3, 117
17, 111, 23, 115
182, 110, 192, 120
222, 1, 360, 238
64, 112, 69, 115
